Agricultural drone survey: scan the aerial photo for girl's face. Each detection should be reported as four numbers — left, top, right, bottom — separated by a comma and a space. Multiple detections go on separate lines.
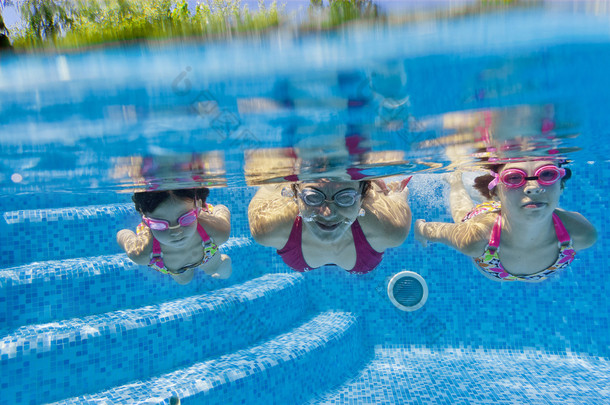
495, 160, 563, 220
144, 197, 198, 247
296, 181, 363, 242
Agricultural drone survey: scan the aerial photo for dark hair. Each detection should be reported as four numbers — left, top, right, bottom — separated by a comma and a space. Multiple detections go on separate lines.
473, 162, 572, 200
132, 188, 210, 214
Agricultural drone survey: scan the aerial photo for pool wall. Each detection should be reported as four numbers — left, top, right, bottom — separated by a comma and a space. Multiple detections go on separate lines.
0, 159, 607, 403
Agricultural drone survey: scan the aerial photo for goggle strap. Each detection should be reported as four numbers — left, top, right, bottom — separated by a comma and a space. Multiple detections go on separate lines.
488, 171, 499, 190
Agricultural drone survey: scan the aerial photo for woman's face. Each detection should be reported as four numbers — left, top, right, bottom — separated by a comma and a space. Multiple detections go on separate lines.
495, 160, 563, 220
144, 197, 198, 247
296, 181, 363, 242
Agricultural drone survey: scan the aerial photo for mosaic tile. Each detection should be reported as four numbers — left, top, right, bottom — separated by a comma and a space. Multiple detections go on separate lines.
309, 346, 610, 404
1, 273, 308, 404
0, 237, 258, 328
54, 311, 364, 405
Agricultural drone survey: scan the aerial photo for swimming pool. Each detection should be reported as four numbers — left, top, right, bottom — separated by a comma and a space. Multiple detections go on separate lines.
1, 3, 609, 404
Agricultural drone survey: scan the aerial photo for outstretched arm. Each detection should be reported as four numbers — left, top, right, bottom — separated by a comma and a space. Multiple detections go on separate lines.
248, 184, 299, 249
414, 215, 494, 256
447, 171, 477, 223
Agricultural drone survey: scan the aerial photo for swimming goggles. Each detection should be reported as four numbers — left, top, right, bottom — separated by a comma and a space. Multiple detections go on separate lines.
488, 165, 566, 190
298, 188, 361, 207
142, 208, 199, 231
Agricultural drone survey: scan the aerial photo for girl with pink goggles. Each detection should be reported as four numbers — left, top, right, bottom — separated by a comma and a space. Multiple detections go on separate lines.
488, 165, 566, 190
142, 208, 200, 231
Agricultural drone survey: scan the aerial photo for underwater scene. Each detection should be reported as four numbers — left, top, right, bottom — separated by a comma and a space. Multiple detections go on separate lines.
1, 1, 609, 404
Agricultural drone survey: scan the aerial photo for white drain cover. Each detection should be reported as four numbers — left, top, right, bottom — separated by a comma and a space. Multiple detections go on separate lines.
387, 271, 428, 311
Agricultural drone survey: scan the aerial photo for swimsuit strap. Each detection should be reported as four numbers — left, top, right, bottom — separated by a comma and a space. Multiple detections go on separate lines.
149, 235, 169, 273
488, 211, 571, 251
349, 220, 384, 274
197, 222, 219, 261
475, 212, 575, 282
198, 204, 216, 243
151, 237, 162, 255
277, 216, 313, 272
137, 222, 168, 273
147, 220, 216, 274
196, 223, 212, 243
487, 214, 502, 250
552, 213, 572, 245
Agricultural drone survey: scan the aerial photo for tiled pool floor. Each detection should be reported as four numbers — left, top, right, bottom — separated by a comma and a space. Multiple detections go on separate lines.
309, 347, 610, 404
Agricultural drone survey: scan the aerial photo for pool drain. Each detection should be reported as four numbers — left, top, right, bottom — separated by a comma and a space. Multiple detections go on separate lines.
387, 271, 428, 311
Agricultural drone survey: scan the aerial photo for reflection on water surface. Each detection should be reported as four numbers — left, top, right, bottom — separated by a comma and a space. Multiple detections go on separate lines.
0, 5, 605, 195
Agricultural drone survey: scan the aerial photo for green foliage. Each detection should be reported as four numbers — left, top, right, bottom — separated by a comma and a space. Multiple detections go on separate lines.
18, 0, 75, 45
62, 0, 174, 46
12, 0, 285, 49
307, 0, 379, 29
11, 0, 383, 50
328, 0, 378, 24
7, 0, 524, 50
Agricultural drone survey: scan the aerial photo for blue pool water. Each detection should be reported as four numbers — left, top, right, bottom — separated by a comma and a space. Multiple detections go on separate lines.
1, 4, 610, 404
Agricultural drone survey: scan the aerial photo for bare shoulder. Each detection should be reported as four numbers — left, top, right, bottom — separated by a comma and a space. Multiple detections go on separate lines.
554, 209, 597, 251
359, 184, 412, 249
199, 203, 231, 245
248, 184, 298, 249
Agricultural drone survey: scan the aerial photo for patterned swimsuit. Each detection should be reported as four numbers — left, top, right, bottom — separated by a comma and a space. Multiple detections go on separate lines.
463, 202, 576, 281
136, 205, 219, 275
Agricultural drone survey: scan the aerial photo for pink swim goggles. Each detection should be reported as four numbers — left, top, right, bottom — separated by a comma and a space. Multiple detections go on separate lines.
488, 165, 566, 190
142, 208, 199, 231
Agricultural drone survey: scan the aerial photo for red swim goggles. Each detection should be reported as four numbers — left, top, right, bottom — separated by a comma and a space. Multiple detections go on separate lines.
142, 208, 199, 231
488, 165, 566, 190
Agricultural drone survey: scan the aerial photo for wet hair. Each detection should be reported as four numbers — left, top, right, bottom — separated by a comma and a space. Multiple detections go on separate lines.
473, 162, 572, 200
132, 188, 210, 214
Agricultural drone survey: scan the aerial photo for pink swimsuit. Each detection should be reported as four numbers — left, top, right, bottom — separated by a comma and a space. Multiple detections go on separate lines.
277, 216, 383, 274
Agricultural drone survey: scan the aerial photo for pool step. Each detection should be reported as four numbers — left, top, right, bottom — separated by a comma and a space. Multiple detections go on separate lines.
0, 203, 139, 267
304, 346, 610, 404
0, 273, 309, 404
52, 311, 364, 405
0, 191, 132, 213
0, 237, 257, 329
